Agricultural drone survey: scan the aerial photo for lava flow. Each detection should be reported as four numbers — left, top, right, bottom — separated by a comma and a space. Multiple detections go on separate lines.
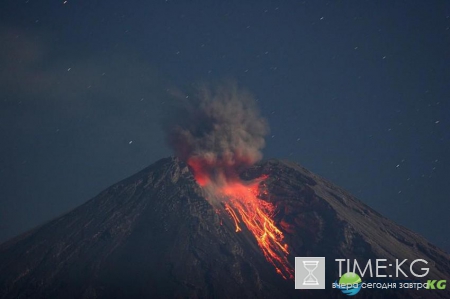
219, 180, 294, 280
189, 160, 294, 279
165, 83, 293, 279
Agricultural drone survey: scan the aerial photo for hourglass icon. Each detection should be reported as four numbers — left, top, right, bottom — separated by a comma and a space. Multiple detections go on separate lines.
295, 257, 325, 289
302, 260, 319, 285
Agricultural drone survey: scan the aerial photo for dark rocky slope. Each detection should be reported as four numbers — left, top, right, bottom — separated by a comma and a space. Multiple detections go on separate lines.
0, 157, 448, 299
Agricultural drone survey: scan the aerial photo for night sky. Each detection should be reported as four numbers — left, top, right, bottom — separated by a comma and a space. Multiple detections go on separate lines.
1, 1, 449, 252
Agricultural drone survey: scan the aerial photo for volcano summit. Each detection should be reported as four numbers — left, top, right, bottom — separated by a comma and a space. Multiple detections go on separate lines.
0, 157, 449, 299
1, 83, 449, 299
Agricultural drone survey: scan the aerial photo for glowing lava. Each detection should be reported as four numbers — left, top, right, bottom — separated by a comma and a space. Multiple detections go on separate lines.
218, 181, 293, 280
166, 83, 291, 278
189, 157, 293, 280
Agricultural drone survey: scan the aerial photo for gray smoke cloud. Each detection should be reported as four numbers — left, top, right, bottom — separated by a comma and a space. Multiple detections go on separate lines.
164, 82, 269, 185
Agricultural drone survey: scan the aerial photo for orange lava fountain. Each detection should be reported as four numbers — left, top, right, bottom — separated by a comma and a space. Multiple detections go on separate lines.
189, 158, 294, 280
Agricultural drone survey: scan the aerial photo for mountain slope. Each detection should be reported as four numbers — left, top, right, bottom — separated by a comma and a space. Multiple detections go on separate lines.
0, 157, 448, 299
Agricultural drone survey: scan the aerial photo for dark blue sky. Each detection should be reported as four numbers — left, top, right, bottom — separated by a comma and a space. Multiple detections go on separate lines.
1, 1, 449, 251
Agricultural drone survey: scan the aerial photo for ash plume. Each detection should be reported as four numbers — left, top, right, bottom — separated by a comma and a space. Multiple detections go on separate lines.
164, 82, 268, 185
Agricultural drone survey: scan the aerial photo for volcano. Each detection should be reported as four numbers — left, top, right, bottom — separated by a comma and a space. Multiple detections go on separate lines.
0, 157, 449, 299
